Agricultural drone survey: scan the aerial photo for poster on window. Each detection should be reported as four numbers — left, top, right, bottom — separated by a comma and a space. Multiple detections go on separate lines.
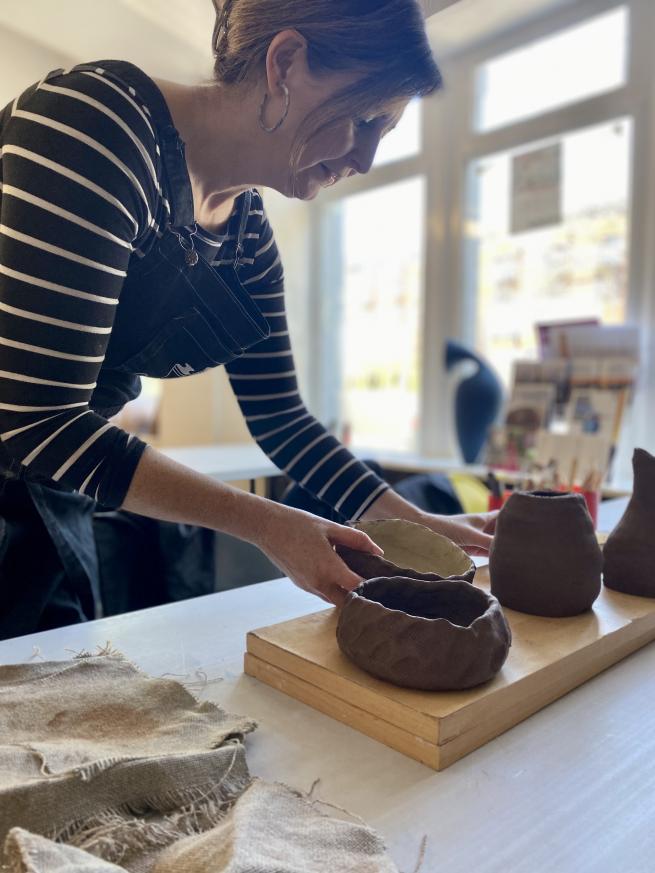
510, 143, 562, 234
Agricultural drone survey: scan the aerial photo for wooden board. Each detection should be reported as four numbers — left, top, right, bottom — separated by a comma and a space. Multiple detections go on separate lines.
245, 567, 655, 769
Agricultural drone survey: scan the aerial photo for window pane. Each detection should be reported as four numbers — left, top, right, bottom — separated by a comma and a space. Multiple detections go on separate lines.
374, 99, 421, 168
466, 119, 632, 385
475, 7, 628, 132
329, 177, 425, 451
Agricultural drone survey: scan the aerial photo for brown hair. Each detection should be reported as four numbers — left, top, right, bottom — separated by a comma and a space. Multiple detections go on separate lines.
211, 0, 442, 171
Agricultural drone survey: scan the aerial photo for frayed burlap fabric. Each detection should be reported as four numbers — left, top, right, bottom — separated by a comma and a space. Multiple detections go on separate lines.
0, 655, 253, 871
0, 655, 398, 873
5, 828, 126, 872
151, 779, 398, 873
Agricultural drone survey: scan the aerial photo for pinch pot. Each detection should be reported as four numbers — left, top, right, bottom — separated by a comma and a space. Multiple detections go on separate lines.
336, 576, 511, 691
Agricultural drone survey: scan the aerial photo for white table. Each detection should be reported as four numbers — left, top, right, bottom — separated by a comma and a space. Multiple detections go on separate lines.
160, 442, 633, 498
2, 499, 648, 873
161, 442, 278, 483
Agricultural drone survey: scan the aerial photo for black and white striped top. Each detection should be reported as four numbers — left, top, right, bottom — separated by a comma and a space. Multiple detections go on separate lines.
0, 64, 388, 519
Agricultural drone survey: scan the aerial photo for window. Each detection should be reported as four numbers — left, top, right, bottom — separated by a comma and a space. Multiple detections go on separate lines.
466, 119, 632, 385
475, 7, 628, 132
374, 99, 422, 168
325, 177, 426, 451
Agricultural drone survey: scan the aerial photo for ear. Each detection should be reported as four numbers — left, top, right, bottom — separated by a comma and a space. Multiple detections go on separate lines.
265, 29, 310, 96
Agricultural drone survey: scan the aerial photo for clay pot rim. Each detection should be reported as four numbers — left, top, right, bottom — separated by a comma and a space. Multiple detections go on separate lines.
512, 489, 582, 500
349, 576, 496, 630
354, 519, 475, 579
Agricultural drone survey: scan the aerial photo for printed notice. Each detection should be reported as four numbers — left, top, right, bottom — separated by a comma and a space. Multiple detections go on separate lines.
511, 143, 562, 234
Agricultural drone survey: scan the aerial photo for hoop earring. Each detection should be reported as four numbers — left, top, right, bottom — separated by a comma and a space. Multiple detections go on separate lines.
259, 83, 290, 134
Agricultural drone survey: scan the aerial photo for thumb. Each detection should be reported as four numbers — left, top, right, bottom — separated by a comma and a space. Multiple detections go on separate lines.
327, 524, 384, 556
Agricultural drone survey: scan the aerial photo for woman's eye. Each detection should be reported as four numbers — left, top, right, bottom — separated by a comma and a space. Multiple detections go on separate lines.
355, 117, 377, 130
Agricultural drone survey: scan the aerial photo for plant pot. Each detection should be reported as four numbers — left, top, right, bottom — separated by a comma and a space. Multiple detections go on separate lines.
489, 491, 602, 617
336, 519, 476, 584
336, 577, 511, 691
604, 448, 655, 597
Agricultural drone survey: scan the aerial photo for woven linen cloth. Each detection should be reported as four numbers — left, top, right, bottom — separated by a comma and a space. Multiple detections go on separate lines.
0, 655, 398, 873
4, 782, 399, 873
0, 656, 254, 869
4, 828, 126, 872
152, 779, 399, 873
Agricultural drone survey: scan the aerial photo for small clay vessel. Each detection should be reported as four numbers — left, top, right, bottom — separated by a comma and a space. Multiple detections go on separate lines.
604, 448, 655, 597
336, 519, 476, 584
489, 490, 602, 617
336, 577, 511, 691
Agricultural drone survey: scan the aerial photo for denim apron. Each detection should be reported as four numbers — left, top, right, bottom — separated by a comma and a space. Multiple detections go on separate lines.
0, 60, 269, 639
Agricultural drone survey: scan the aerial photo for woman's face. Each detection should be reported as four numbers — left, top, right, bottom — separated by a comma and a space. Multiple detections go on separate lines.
263, 34, 408, 200
289, 103, 407, 201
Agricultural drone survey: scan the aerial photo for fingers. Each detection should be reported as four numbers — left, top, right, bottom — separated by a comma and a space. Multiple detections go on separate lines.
316, 540, 365, 603
460, 545, 488, 557
317, 584, 349, 608
458, 530, 493, 555
292, 537, 365, 607
482, 512, 498, 535
306, 566, 359, 607
327, 523, 384, 556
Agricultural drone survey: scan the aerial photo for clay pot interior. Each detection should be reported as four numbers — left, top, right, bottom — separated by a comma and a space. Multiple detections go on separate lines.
361, 577, 485, 626
337, 519, 475, 583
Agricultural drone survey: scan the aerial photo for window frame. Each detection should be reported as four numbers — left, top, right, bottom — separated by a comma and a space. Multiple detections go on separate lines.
308, 0, 655, 463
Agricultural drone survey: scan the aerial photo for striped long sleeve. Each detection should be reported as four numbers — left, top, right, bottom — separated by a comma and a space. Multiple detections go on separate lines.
225, 200, 390, 521
0, 70, 160, 507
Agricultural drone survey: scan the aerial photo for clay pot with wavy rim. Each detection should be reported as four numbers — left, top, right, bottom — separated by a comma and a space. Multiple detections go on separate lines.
489, 490, 602, 617
336, 577, 511, 691
604, 448, 655, 597
336, 519, 476, 584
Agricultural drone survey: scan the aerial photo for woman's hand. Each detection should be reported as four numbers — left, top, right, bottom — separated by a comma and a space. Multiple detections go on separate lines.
415, 510, 498, 557
359, 486, 497, 557
255, 503, 384, 606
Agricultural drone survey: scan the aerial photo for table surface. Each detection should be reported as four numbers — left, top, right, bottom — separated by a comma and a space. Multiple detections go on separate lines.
1, 498, 650, 873
158, 442, 480, 482
160, 442, 632, 495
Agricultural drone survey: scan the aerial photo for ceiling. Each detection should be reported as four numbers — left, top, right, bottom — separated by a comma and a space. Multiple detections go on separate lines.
0, 0, 582, 81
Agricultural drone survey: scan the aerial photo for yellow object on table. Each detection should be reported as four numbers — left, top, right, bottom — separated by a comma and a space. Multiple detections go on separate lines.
449, 473, 491, 514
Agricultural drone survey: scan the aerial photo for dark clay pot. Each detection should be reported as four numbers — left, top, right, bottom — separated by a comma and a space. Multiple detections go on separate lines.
336, 577, 511, 691
604, 449, 655, 597
489, 490, 602, 617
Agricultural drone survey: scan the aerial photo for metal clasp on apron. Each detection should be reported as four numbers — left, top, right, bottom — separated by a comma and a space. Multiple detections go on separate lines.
172, 223, 199, 267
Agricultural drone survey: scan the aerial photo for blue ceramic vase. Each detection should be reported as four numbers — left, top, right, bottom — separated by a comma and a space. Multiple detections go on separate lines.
445, 340, 503, 463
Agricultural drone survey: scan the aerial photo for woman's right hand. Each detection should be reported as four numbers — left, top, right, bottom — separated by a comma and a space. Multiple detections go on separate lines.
255, 503, 384, 607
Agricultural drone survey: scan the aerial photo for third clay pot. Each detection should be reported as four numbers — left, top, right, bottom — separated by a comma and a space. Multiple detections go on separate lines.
604, 448, 655, 597
489, 490, 602, 617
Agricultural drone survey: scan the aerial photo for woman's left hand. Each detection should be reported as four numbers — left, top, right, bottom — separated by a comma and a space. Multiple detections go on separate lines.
415, 510, 497, 557
360, 487, 498, 557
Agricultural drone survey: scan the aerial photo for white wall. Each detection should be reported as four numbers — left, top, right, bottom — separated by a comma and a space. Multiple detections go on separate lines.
0, 26, 74, 107
0, 1, 214, 84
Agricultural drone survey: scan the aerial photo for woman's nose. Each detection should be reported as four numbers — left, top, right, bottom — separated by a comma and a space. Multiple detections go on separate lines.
352, 131, 382, 175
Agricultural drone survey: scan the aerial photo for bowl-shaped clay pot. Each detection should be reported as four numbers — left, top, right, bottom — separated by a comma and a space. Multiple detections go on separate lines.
336, 519, 476, 584
490, 490, 602, 617
336, 577, 511, 691
604, 449, 655, 597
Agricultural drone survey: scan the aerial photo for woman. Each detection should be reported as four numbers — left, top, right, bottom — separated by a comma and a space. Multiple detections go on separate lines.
0, 0, 493, 639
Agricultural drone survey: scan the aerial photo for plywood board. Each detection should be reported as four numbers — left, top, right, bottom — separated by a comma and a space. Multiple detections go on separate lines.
245, 568, 655, 769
